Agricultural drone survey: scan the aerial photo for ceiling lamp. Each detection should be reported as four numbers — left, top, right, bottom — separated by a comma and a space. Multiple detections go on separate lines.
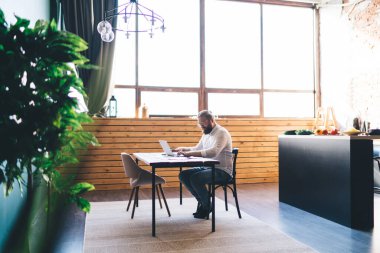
97, 0, 165, 42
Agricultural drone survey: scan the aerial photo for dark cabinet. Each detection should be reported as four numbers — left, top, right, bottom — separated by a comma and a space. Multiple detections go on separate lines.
279, 135, 374, 230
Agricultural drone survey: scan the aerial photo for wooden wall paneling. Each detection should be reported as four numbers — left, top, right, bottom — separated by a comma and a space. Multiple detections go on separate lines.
73, 118, 313, 190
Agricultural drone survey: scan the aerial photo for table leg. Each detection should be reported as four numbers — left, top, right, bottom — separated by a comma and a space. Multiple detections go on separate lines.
152, 166, 156, 237
212, 165, 215, 232
179, 167, 183, 205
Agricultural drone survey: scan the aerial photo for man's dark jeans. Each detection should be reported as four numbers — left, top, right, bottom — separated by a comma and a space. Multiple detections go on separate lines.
179, 167, 232, 210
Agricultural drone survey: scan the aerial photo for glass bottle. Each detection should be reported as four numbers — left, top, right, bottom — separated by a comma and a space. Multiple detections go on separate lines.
109, 95, 117, 118
142, 103, 149, 119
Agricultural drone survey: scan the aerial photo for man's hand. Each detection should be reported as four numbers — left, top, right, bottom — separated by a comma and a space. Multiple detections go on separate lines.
174, 147, 202, 157
173, 147, 190, 152
178, 150, 202, 157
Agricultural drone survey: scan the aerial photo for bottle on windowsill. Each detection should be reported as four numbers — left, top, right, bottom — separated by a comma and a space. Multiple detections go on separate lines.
142, 103, 149, 119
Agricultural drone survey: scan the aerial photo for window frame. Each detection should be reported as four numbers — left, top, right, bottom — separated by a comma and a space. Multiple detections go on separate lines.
112, 0, 318, 118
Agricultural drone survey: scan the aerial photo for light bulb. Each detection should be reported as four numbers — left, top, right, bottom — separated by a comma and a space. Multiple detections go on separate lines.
101, 31, 115, 42
97, 21, 112, 34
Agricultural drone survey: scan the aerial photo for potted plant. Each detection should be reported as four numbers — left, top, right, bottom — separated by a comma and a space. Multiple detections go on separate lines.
0, 8, 98, 252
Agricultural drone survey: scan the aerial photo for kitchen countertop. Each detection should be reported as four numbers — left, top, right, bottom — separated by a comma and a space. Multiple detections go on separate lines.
279, 134, 380, 140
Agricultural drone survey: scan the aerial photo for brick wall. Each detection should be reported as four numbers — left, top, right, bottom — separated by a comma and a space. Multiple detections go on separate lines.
320, 2, 380, 129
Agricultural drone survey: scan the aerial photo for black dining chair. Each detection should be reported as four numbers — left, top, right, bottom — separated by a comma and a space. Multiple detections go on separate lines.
209, 148, 242, 218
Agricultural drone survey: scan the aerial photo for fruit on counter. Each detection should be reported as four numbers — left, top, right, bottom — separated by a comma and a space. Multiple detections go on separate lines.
285, 129, 339, 136
314, 128, 340, 135
295, 129, 314, 135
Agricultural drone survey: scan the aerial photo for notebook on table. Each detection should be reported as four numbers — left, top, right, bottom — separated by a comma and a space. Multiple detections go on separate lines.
159, 140, 180, 156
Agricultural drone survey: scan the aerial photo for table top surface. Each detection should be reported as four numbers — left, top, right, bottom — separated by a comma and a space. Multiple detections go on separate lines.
133, 152, 220, 167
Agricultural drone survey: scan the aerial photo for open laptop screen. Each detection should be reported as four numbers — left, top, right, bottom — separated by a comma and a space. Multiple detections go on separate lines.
159, 140, 177, 156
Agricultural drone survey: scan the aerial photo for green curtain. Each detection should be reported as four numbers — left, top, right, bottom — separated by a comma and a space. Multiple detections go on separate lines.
87, 30, 116, 115
61, 0, 117, 115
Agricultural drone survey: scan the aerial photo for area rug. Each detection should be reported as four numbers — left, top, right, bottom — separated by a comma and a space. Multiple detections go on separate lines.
84, 198, 316, 253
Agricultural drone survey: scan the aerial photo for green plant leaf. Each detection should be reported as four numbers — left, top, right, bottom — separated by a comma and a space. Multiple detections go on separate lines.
0, 7, 98, 214
6, 179, 14, 196
0, 169, 5, 184
42, 173, 50, 183
76, 197, 91, 213
0, 8, 6, 26
14, 15, 30, 28
69, 182, 95, 195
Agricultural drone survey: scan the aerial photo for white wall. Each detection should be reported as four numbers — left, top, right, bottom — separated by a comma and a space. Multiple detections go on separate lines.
0, 0, 49, 24
320, 2, 380, 130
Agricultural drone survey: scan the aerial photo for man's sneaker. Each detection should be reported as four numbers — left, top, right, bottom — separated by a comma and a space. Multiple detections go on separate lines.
193, 202, 202, 216
193, 206, 212, 219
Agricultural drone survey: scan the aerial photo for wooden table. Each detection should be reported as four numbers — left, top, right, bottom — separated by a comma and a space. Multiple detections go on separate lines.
133, 152, 220, 237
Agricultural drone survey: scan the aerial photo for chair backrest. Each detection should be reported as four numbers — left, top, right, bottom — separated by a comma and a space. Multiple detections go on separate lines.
232, 148, 239, 179
120, 153, 141, 179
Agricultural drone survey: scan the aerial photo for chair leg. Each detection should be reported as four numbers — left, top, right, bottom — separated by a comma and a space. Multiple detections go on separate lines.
136, 186, 139, 207
159, 184, 171, 217
223, 186, 228, 211
127, 187, 136, 212
232, 182, 242, 219
131, 187, 139, 219
156, 185, 163, 209
179, 167, 183, 205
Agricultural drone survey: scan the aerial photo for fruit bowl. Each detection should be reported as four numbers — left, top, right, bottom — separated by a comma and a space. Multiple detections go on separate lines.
342, 130, 362, 136
342, 127, 362, 136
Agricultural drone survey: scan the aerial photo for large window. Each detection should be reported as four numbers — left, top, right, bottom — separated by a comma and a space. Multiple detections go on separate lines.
205, 1, 261, 89
138, 0, 200, 87
208, 93, 260, 116
264, 92, 314, 117
111, 0, 316, 118
113, 88, 135, 118
263, 5, 314, 90
262, 5, 314, 117
111, 33, 135, 86
141, 91, 198, 116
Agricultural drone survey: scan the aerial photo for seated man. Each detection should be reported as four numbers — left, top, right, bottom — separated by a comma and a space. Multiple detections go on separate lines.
175, 110, 233, 219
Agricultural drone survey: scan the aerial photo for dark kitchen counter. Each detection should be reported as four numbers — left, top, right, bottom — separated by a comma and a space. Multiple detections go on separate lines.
278, 135, 374, 230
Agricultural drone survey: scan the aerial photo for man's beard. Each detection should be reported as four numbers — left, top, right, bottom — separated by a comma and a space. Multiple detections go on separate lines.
203, 125, 213, 134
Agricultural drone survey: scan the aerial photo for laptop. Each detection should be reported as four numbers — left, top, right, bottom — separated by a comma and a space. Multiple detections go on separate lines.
159, 140, 179, 156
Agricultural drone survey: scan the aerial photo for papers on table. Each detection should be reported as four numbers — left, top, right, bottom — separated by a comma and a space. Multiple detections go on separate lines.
167, 156, 198, 160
